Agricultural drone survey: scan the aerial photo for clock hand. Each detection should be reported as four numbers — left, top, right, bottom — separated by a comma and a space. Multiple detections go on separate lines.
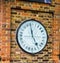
30, 23, 39, 49
30, 23, 33, 38
32, 37, 39, 49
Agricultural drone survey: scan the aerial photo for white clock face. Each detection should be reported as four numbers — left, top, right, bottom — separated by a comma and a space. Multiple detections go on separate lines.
16, 19, 48, 54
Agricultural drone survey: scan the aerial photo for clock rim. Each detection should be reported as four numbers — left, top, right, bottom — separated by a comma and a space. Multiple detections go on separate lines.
16, 19, 48, 54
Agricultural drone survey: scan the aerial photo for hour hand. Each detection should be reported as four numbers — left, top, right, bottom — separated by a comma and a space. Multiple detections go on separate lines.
33, 39, 39, 49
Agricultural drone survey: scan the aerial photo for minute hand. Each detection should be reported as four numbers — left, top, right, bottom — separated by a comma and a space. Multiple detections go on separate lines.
30, 24, 38, 46
30, 24, 34, 38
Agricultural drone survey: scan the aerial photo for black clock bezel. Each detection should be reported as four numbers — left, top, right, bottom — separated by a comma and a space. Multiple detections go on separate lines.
16, 19, 48, 55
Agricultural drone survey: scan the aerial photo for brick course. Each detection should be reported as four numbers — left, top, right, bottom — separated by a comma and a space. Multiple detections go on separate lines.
0, 0, 60, 63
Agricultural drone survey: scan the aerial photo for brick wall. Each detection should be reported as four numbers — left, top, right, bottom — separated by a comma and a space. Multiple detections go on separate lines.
11, 9, 53, 63
52, 1, 60, 62
0, 0, 11, 63
0, 0, 60, 63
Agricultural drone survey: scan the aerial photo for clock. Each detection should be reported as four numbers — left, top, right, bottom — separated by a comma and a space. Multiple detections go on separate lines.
16, 19, 48, 54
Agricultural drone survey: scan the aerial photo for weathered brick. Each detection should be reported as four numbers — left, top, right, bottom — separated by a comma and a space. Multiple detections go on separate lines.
0, 0, 60, 63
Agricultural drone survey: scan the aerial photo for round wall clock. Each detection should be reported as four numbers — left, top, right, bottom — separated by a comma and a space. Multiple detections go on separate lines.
16, 19, 48, 54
